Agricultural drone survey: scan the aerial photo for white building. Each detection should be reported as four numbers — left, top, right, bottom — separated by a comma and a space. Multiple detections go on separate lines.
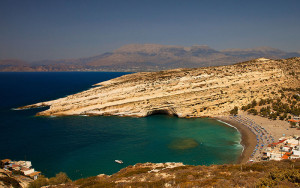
268, 153, 282, 161
22, 168, 34, 175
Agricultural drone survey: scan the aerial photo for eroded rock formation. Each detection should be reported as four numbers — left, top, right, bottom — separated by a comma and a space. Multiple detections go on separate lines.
18, 58, 300, 118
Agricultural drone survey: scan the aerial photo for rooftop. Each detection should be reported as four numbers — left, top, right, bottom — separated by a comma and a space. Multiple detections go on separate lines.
28, 171, 41, 177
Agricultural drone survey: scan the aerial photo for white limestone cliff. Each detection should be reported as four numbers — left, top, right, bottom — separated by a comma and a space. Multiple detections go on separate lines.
18, 58, 300, 118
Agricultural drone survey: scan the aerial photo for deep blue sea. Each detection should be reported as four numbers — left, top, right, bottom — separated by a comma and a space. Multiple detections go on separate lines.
0, 72, 243, 180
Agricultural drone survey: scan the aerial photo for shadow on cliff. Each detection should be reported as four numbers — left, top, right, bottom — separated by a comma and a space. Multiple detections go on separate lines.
147, 109, 178, 117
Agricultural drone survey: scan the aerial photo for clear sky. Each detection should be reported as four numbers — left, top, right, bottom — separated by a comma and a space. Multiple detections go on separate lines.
0, 0, 300, 61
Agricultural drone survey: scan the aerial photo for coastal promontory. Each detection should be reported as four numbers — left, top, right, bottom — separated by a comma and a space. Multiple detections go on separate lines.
19, 57, 300, 118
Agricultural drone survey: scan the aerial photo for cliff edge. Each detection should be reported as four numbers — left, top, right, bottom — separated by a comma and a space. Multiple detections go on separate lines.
18, 58, 300, 117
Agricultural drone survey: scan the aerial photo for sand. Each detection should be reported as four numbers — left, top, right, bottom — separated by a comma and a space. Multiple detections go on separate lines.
239, 111, 299, 141
215, 116, 257, 164
215, 112, 300, 164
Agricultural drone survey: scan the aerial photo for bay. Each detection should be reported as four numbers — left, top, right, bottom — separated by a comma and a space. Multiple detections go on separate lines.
0, 72, 243, 180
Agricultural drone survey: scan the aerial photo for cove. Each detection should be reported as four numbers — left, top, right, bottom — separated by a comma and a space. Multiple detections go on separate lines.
0, 72, 243, 180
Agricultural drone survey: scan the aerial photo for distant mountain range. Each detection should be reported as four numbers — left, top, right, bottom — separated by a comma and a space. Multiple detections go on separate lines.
1, 44, 299, 72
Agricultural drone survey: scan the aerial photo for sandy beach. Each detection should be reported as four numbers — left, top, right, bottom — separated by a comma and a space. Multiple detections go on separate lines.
215, 111, 300, 164
239, 111, 298, 141
215, 116, 257, 163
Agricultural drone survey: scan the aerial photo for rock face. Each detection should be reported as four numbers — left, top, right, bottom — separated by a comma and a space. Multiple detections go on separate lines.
0, 169, 33, 188
19, 58, 300, 118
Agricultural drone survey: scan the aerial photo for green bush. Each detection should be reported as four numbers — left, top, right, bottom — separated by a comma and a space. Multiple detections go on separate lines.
293, 94, 300, 101
269, 113, 277, 120
248, 108, 258, 115
251, 100, 257, 107
259, 99, 267, 106
49, 172, 71, 185
12, 170, 24, 176
28, 175, 49, 188
230, 106, 238, 115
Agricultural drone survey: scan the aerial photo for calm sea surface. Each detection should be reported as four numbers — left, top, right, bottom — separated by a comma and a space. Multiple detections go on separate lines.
0, 72, 243, 180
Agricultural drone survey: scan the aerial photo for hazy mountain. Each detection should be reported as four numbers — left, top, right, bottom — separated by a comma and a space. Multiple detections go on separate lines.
1, 44, 299, 72
0, 59, 29, 66
221, 46, 299, 59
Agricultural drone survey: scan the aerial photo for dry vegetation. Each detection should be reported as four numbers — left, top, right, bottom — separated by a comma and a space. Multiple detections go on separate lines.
30, 159, 300, 188
28, 172, 71, 188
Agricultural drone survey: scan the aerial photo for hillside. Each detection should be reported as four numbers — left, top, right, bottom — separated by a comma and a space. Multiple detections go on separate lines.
2, 160, 299, 187
1, 44, 300, 72
25, 159, 300, 188
18, 57, 300, 118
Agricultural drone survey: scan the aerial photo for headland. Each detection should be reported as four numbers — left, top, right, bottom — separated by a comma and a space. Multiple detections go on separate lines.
18, 57, 299, 118
17, 57, 300, 164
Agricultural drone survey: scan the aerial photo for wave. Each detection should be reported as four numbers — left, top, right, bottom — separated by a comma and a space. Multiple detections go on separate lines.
216, 119, 245, 154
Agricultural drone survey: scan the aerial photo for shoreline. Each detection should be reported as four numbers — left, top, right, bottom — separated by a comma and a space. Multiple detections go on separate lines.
214, 116, 257, 164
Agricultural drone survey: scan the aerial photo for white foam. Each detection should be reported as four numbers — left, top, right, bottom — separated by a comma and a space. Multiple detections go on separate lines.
11, 108, 22, 110
216, 119, 245, 154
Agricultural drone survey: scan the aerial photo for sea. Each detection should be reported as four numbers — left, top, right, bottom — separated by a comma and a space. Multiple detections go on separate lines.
0, 72, 243, 180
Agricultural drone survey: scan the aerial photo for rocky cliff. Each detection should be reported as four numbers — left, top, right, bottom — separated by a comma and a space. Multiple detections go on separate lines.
0, 169, 33, 188
18, 58, 300, 118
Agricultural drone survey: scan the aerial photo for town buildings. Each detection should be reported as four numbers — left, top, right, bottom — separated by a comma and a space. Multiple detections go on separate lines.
264, 136, 300, 161
1, 159, 41, 180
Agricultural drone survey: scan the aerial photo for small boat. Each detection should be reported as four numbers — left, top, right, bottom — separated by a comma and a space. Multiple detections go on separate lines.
115, 160, 123, 164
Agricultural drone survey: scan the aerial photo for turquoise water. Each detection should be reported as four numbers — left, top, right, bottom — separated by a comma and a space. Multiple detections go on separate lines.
0, 72, 243, 180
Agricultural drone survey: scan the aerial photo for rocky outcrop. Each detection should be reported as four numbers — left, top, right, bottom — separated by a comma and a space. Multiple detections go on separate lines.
0, 169, 33, 188
18, 58, 300, 118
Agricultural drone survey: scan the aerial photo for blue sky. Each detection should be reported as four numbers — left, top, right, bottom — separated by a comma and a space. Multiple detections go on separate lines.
0, 0, 300, 61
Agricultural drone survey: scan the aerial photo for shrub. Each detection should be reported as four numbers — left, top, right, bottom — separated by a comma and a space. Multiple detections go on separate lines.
230, 106, 238, 115
293, 94, 300, 101
256, 169, 300, 187
269, 113, 277, 120
248, 108, 258, 115
290, 122, 297, 128
118, 167, 151, 177
12, 170, 24, 176
259, 99, 266, 106
251, 100, 257, 107
260, 107, 270, 117
75, 176, 98, 186
49, 172, 71, 185
28, 175, 49, 188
